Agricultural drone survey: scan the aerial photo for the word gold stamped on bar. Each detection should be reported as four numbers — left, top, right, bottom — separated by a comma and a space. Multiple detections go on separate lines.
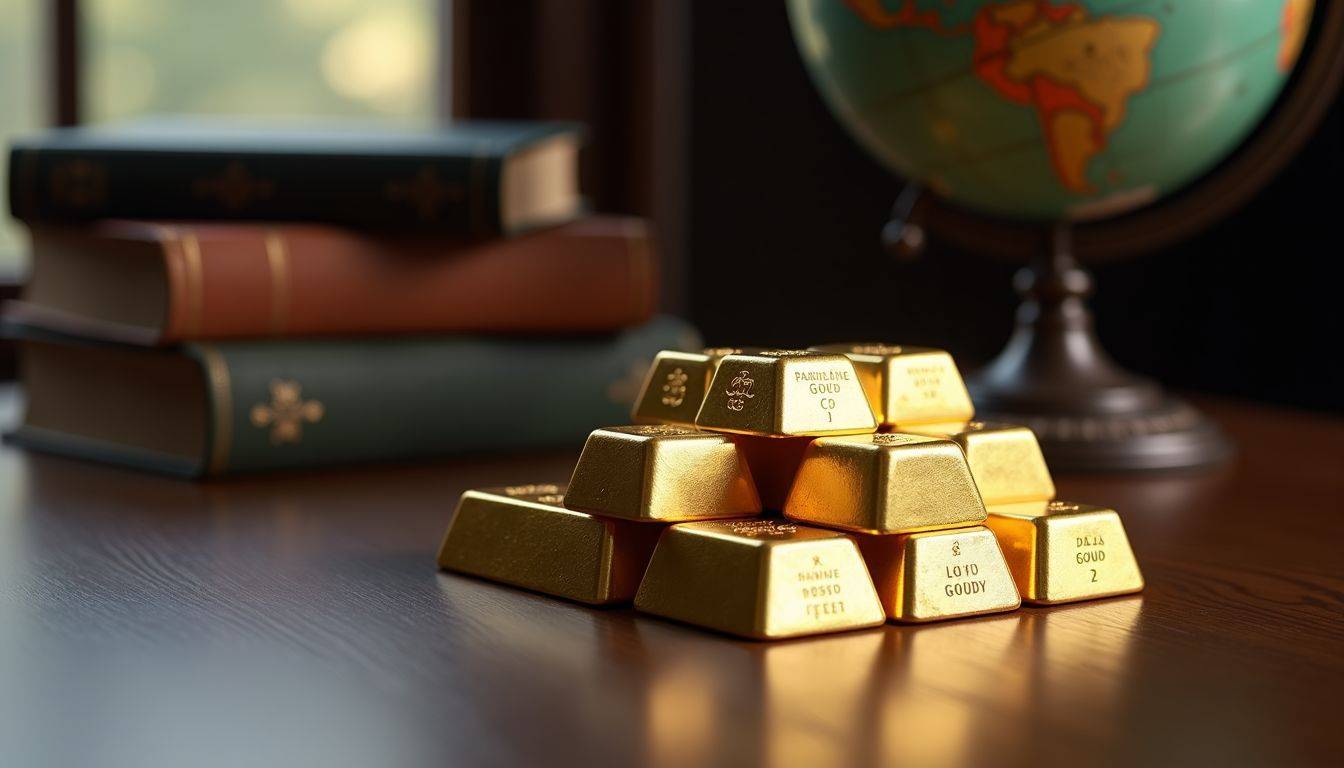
696, 351, 877, 437
985, 500, 1144, 604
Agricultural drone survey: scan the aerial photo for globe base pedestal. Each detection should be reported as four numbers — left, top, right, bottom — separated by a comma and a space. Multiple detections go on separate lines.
966, 227, 1233, 473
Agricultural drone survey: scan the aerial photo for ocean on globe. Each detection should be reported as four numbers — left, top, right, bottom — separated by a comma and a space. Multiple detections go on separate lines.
788, 0, 1314, 222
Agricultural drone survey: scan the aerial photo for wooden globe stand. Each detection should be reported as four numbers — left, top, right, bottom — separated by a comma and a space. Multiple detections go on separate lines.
965, 226, 1230, 471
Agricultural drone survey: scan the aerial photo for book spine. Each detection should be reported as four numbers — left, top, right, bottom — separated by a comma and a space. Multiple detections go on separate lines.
8, 147, 504, 235
148, 218, 656, 341
188, 316, 700, 476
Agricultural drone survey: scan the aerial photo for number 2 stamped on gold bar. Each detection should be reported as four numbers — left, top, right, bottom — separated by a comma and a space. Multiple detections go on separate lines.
984, 500, 1144, 605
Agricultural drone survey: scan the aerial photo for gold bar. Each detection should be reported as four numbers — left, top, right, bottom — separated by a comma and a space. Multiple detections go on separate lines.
437, 484, 664, 605
810, 343, 974, 427
856, 525, 1021, 622
984, 500, 1144, 604
631, 347, 761, 426
904, 420, 1055, 505
564, 425, 761, 522
695, 350, 877, 437
634, 518, 886, 639
784, 433, 987, 533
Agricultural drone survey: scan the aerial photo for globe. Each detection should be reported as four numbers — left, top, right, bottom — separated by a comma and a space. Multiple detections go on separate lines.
787, 0, 1315, 222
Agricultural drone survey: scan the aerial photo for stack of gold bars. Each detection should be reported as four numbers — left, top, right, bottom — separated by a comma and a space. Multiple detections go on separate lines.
437, 344, 1143, 639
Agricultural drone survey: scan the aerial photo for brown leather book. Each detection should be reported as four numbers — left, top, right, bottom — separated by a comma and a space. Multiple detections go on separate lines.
11, 217, 657, 344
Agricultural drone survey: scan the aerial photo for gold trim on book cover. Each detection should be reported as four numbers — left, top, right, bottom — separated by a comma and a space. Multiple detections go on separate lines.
264, 229, 290, 335
180, 230, 205, 338
249, 379, 324, 445
198, 345, 233, 476
157, 225, 194, 341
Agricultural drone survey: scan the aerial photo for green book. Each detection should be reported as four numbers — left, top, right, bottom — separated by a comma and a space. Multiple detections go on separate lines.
4, 317, 700, 478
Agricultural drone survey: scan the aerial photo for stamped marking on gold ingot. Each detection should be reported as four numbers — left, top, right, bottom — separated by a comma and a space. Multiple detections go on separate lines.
855, 525, 1021, 622
437, 485, 664, 605
985, 500, 1144, 605
632, 348, 764, 426
565, 426, 761, 522
811, 343, 974, 427
695, 351, 877, 437
784, 433, 987, 534
634, 519, 886, 639
904, 421, 1055, 505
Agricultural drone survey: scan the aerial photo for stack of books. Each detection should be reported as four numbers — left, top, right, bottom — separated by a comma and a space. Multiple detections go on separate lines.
2, 119, 696, 477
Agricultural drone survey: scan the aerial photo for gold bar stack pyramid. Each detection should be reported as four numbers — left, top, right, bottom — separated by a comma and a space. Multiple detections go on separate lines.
437, 339, 1144, 639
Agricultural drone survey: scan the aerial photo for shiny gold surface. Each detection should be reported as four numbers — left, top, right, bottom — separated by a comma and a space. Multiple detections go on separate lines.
985, 500, 1144, 604
634, 518, 886, 639
905, 421, 1056, 505
784, 433, 986, 533
437, 484, 664, 605
565, 425, 761, 522
695, 351, 877, 437
857, 525, 1021, 622
811, 343, 975, 427
632, 348, 759, 426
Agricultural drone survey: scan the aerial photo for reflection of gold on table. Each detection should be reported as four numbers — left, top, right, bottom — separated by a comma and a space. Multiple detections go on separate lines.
4, 386, 1342, 764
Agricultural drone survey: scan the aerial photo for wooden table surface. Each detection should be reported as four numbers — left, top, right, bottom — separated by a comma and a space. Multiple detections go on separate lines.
0, 383, 1340, 767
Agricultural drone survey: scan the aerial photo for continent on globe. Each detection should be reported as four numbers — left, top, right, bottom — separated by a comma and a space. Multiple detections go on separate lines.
844, 0, 1159, 194
973, 2, 1159, 193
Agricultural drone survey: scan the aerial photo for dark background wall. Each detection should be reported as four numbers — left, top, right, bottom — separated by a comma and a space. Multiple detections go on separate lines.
682, 3, 1342, 413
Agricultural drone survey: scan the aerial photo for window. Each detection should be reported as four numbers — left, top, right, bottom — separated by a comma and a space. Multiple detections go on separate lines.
84, 0, 437, 122
0, 0, 44, 275
0, 0, 444, 273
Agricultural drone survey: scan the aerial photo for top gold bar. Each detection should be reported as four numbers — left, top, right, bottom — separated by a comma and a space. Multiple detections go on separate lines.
632, 347, 762, 427
809, 343, 974, 427
695, 350, 877, 437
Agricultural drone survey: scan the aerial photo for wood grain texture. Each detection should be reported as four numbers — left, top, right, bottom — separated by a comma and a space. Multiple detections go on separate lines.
0, 385, 1340, 767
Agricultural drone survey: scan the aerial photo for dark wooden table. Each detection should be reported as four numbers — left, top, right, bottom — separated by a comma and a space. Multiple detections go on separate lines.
0, 384, 1340, 767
